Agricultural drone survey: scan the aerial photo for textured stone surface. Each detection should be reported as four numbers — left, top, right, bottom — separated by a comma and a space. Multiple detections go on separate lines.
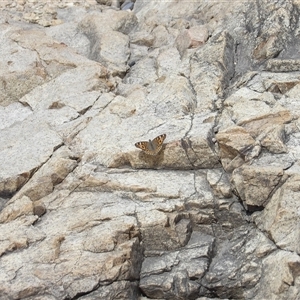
140, 232, 214, 299
1, 0, 300, 299
231, 165, 285, 208
254, 174, 300, 254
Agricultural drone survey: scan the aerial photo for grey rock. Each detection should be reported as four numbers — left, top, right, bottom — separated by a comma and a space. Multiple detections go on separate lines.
79, 281, 140, 299
190, 32, 235, 113
78, 10, 137, 74
203, 226, 274, 299
0, 116, 62, 197
1, 0, 300, 299
231, 165, 286, 208
206, 169, 232, 199
176, 25, 209, 56
251, 250, 300, 300
254, 174, 300, 253
265, 59, 300, 72
140, 232, 214, 299
121, 1, 134, 11
45, 22, 91, 58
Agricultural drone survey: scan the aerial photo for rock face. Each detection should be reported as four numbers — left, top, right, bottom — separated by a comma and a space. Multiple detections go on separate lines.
0, 0, 300, 299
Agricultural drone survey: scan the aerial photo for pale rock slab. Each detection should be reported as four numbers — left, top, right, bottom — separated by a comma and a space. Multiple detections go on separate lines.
0, 102, 32, 130
20, 64, 111, 112
71, 76, 218, 169
185, 171, 217, 227
0, 23, 105, 106
152, 25, 176, 48
128, 43, 152, 65
45, 21, 91, 58
247, 71, 300, 94
10, 27, 94, 75
130, 30, 154, 47
219, 88, 291, 155
250, 250, 300, 300
181, 122, 220, 169
1, 64, 108, 194
0, 146, 78, 224
1, 1, 300, 299
0, 24, 45, 106
78, 10, 137, 74
216, 126, 258, 171
265, 59, 300, 72
156, 47, 181, 77
176, 25, 209, 56
0, 116, 62, 197
223, 88, 283, 125
231, 165, 285, 208
74, 168, 196, 201
123, 56, 158, 85
251, 152, 295, 170
206, 169, 232, 199
0, 214, 43, 256
114, 116, 219, 170
95, 30, 130, 75
60, 166, 199, 252
23, 3, 61, 27
259, 125, 287, 153
0, 164, 224, 298
254, 174, 300, 253
286, 131, 300, 161
79, 9, 137, 35
0, 188, 142, 299
190, 32, 235, 113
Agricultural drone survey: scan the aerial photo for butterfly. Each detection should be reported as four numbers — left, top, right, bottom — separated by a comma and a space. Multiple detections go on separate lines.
135, 134, 166, 155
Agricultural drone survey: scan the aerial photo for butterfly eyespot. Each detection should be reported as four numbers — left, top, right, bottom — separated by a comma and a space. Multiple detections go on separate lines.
135, 134, 166, 155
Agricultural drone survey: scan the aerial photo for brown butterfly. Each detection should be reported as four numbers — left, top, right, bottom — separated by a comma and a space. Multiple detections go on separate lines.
135, 134, 166, 155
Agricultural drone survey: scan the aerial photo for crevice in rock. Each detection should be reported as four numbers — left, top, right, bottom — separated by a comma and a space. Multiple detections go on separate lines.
180, 136, 196, 169
245, 205, 264, 214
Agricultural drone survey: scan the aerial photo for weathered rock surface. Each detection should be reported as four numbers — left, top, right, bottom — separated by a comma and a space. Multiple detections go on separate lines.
1, 0, 300, 299
231, 165, 285, 208
140, 232, 214, 299
254, 174, 300, 254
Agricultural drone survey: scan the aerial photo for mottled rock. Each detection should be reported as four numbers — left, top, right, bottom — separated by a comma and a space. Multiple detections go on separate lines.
0, 117, 62, 197
45, 21, 91, 58
206, 169, 232, 198
203, 226, 274, 299
251, 250, 300, 300
265, 59, 300, 72
130, 30, 154, 47
80, 281, 140, 299
190, 32, 235, 113
140, 232, 214, 299
1, 0, 300, 299
0, 186, 143, 299
231, 165, 285, 208
176, 25, 209, 55
216, 126, 258, 171
121, 0, 134, 11
78, 10, 137, 74
254, 175, 300, 253
0, 147, 78, 223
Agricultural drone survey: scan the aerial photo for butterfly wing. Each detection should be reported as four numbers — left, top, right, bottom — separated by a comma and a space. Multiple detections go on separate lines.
135, 141, 149, 151
150, 134, 166, 155
135, 134, 166, 155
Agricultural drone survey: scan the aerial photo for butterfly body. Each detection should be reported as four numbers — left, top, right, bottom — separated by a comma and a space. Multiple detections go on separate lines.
135, 134, 166, 155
